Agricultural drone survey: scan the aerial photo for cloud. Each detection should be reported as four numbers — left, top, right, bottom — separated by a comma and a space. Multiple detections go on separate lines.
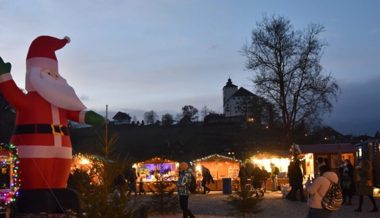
370, 27, 380, 34
208, 44, 219, 50
325, 76, 380, 135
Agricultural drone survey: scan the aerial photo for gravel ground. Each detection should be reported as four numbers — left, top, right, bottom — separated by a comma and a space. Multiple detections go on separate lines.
146, 191, 380, 218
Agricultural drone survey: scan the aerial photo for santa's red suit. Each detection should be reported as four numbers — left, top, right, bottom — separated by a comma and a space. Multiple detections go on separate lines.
0, 36, 86, 190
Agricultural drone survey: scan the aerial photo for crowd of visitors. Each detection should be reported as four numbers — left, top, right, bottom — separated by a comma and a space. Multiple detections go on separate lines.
303, 157, 377, 217
237, 162, 269, 197
109, 157, 378, 218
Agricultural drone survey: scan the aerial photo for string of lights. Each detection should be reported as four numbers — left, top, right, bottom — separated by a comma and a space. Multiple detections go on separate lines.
0, 143, 20, 206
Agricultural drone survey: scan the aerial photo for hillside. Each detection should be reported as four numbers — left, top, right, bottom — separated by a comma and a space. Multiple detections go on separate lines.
70, 123, 287, 162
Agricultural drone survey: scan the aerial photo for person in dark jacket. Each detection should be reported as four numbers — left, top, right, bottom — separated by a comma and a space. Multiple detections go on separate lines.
126, 168, 137, 196
201, 165, 214, 194
251, 165, 263, 189
238, 164, 249, 191
293, 159, 306, 201
355, 159, 378, 212
340, 159, 355, 205
287, 160, 306, 201
286, 161, 296, 200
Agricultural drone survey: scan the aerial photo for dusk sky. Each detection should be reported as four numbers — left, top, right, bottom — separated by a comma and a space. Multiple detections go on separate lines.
0, 0, 379, 135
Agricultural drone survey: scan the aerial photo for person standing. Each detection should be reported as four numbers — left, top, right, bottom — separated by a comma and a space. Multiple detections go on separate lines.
252, 165, 263, 190
293, 160, 306, 202
238, 164, 248, 191
286, 161, 296, 200
315, 157, 327, 177
138, 173, 145, 195
127, 168, 137, 196
177, 162, 195, 218
261, 166, 269, 192
354, 159, 378, 212
270, 163, 279, 191
306, 165, 339, 218
340, 159, 355, 205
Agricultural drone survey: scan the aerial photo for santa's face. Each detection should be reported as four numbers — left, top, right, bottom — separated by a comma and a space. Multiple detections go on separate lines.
26, 64, 86, 111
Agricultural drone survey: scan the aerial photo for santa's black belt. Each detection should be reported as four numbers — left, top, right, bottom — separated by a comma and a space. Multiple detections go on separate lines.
14, 124, 70, 136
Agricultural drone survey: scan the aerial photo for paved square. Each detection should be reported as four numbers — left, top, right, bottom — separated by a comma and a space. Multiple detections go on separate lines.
146, 191, 380, 218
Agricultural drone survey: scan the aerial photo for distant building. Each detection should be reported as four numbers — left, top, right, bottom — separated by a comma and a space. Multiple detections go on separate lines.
223, 78, 252, 118
222, 78, 275, 126
112, 111, 131, 125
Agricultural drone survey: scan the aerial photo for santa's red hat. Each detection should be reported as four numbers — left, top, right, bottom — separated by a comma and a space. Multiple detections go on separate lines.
25, 35, 70, 92
26, 35, 70, 61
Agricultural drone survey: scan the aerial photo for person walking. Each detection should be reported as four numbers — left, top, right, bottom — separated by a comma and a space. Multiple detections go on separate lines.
305, 165, 339, 218
354, 159, 378, 212
201, 165, 214, 194
177, 162, 195, 218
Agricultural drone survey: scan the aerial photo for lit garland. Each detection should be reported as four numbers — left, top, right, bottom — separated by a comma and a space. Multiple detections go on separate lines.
71, 153, 104, 185
191, 154, 241, 164
0, 143, 20, 206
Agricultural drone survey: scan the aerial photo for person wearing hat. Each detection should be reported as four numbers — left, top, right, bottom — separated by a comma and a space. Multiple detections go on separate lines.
0, 36, 104, 213
177, 162, 195, 218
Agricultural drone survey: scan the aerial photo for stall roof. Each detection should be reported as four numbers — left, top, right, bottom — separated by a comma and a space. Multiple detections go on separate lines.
251, 151, 289, 159
191, 154, 241, 163
298, 143, 354, 154
137, 157, 178, 164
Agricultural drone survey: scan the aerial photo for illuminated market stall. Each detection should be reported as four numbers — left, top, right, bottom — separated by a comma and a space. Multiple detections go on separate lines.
250, 152, 291, 190
71, 153, 104, 185
0, 143, 20, 217
250, 152, 290, 175
191, 154, 241, 191
133, 157, 179, 182
133, 157, 179, 192
298, 143, 355, 179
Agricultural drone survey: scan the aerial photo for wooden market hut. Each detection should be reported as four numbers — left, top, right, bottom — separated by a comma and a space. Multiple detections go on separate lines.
191, 154, 241, 191
298, 143, 355, 179
355, 140, 380, 188
133, 157, 179, 182
133, 157, 179, 192
250, 152, 290, 175
250, 151, 291, 190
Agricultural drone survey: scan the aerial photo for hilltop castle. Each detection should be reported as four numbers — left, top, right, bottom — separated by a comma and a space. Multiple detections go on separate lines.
222, 78, 273, 125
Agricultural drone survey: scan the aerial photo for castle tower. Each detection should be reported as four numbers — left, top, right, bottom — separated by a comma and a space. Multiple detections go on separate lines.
223, 78, 238, 115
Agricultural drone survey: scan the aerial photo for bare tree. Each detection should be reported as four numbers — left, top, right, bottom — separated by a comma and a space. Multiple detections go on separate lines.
179, 105, 198, 124
144, 110, 158, 125
200, 106, 211, 121
243, 15, 339, 141
161, 113, 174, 126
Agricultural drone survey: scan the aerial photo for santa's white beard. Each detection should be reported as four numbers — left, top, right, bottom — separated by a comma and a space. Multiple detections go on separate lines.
27, 69, 86, 111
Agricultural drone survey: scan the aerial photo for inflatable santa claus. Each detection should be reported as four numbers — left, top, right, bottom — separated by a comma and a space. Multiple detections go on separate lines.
0, 35, 104, 213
